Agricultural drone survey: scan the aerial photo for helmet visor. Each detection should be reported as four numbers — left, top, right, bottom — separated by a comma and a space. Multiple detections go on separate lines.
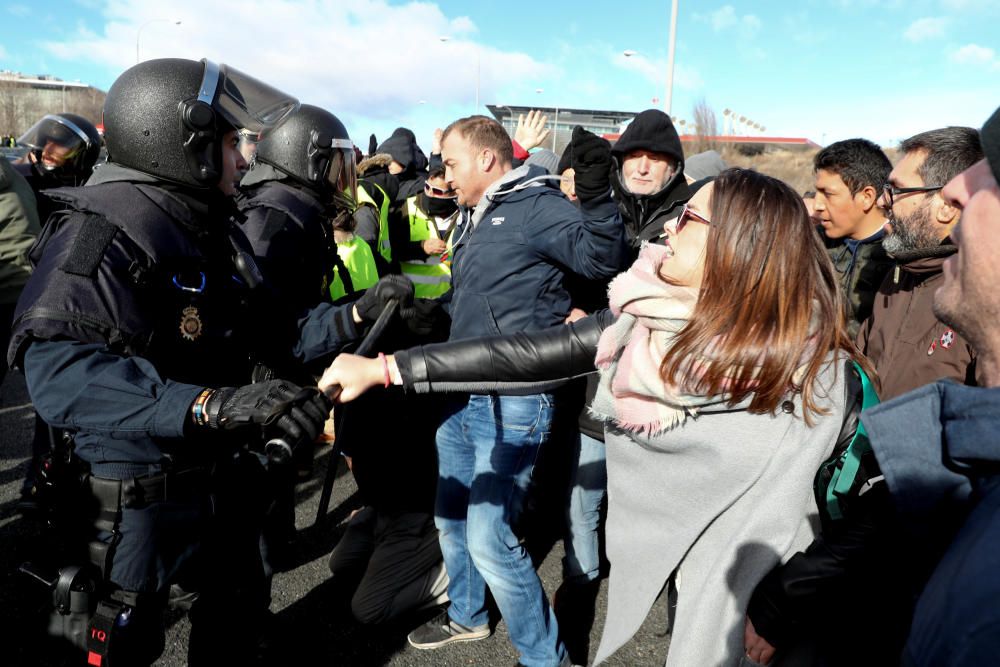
18, 114, 92, 170
326, 139, 358, 208
199, 59, 299, 133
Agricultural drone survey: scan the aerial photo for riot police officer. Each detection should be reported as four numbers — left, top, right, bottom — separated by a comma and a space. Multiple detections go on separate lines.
12, 113, 103, 517
239, 103, 360, 317
15, 113, 102, 221
7, 57, 409, 665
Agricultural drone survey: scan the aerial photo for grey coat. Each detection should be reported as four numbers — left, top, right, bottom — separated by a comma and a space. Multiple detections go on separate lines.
596, 357, 847, 666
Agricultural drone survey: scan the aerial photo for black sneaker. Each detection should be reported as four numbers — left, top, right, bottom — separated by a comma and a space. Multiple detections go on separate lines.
407, 610, 491, 649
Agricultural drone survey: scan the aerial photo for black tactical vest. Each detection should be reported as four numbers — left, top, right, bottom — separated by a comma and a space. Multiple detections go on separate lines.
238, 179, 345, 310
9, 181, 287, 388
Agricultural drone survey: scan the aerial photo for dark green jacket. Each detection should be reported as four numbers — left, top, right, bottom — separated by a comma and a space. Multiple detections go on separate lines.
827, 229, 893, 338
0, 159, 41, 305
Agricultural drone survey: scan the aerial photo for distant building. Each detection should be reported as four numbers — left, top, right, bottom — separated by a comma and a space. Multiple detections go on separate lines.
487, 105, 638, 155
487, 104, 819, 156
0, 71, 105, 137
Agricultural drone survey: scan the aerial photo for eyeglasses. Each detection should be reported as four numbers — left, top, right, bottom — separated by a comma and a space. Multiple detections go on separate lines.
675, 204, 712, 233
425, 182, 456, 198
881, 183, 944, 210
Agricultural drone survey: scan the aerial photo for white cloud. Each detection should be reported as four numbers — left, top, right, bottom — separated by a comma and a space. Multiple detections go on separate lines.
710, 5, 737, 30
448, 15, 476, 34
0, 44, 8, 60
40, 0, 554, 130
6, 4, 30, 17
903, 17, 948, 42
949, 43, 997, 65
614, 51, 704, 92
701, 5, 761, 37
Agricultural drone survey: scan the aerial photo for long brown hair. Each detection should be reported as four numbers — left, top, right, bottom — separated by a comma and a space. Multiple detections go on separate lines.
659, 168, 867, 421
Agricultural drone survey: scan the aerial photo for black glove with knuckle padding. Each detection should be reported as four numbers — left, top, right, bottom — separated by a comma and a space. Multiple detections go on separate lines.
569, 126, 614, 203
354, 275, 415, 323
197, 379, 332, 448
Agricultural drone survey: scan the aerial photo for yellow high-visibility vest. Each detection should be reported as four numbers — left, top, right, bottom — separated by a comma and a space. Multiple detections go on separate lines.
357, 181, 392, 263
399, 195, 452, 298
328, 233, 380, 302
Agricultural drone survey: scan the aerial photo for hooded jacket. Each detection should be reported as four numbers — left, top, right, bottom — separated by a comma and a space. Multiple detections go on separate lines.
610, 109, 692, 248
446, 164, 628, 342
858, 241, 978, 400
377, 127, 428, 201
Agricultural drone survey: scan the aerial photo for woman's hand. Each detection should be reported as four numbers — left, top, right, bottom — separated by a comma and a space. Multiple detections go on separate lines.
319, 353, 385, 402
743, 616, 776, 665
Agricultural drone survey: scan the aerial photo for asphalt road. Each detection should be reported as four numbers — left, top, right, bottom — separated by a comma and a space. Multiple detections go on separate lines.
0, 371, 671, 666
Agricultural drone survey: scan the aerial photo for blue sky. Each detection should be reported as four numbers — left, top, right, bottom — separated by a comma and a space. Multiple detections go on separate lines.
2, 0, 998, 152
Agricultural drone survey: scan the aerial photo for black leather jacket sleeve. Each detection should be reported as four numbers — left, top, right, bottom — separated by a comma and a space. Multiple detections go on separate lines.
394, 308, 615, 395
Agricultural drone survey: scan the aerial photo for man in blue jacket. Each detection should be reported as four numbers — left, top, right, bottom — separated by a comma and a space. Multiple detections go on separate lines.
862, 103, 1000, 667
404, 116, 627, 667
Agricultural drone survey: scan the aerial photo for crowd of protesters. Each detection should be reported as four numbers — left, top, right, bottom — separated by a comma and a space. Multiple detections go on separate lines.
1, 55, 999, 667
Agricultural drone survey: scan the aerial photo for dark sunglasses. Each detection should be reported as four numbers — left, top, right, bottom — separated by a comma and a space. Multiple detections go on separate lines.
675, 204, 712, 233
425, 182, 456, 198
881, 183, 943, 210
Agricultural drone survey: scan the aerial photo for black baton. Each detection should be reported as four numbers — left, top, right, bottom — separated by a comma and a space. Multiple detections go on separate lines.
310, 298, 400, 523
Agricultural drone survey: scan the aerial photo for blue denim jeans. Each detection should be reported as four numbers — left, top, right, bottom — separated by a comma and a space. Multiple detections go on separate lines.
435, 393, 567, 667
564, 432, 607, 583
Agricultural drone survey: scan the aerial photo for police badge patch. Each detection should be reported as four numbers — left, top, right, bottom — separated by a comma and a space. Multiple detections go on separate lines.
179, 306, 203, 341
940, 329, 956, 349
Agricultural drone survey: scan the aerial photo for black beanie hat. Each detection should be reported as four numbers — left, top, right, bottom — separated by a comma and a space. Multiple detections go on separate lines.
983, 104, 1000, 187
611, 109, 684, 165
557, 145, 573, 175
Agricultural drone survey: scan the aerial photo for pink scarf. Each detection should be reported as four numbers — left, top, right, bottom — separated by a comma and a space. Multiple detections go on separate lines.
590, 243, 718, 434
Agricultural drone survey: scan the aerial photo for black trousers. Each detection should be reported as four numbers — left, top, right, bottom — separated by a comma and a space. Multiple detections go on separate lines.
328, 507, 446, 624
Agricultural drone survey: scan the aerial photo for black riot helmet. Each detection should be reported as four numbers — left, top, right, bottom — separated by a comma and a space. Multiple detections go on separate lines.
253, 103, 357, 205
102, 57, 298, 189
17, 113, 101, 185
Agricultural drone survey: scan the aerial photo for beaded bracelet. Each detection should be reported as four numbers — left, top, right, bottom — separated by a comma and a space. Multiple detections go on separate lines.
191, 388, 214, 426
378, 352, 391, 388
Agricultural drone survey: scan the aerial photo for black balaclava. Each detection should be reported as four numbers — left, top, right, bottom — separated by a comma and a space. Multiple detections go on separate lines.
420, 192, 457, 218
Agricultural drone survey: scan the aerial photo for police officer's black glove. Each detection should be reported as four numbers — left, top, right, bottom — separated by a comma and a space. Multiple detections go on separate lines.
354, 275, 414, 324
196, 380, 333, 445
569, 126, 614, 203
400, 298, 451, 338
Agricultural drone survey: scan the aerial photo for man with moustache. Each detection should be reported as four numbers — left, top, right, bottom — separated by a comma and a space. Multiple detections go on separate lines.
862, 103, 1000, 667
858, 127, 984, 398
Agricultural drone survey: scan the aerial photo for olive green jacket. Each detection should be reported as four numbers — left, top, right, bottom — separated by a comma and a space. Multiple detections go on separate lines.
0, 159, 41, 305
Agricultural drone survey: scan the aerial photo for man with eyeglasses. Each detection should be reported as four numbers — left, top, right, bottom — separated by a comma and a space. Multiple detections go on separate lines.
861, 102, 1000, 667
389, 167, 456, 298
858, 127, 984, 400
745, 127, 987, 667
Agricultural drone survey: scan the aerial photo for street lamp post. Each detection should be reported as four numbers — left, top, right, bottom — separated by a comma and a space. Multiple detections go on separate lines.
136, 19, 181, 63
664, 0, 679, 115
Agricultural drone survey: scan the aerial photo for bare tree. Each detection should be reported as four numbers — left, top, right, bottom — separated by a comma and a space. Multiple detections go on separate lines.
691, 98, 719, 154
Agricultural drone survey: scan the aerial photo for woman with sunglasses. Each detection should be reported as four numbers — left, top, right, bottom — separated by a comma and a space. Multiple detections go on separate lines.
321, 168, 866, 666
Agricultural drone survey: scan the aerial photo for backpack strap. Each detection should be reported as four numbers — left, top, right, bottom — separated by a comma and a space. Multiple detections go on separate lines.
825, 361, 881, 520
